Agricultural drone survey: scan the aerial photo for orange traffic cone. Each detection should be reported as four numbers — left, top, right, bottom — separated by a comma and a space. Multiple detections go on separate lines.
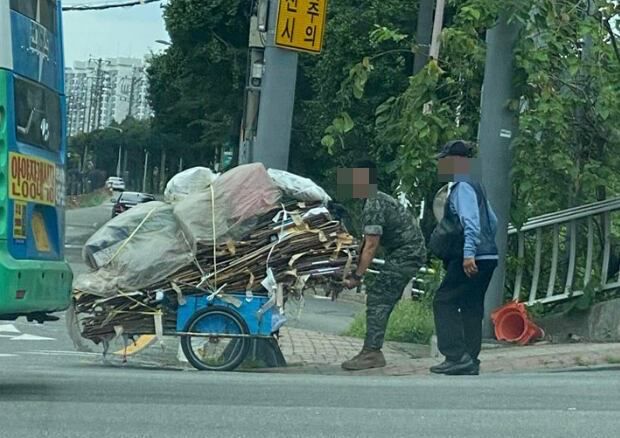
491, 301, 544, 345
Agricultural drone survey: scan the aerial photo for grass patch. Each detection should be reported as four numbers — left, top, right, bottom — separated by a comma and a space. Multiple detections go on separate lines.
604, 355, 620, 365
344, 300, 435, 345
574, 356, 594, 367
68, 189, 112, 209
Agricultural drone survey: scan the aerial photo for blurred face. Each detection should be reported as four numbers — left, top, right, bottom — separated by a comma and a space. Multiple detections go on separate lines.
438, 156, 472, 182
337, 167, 378, 199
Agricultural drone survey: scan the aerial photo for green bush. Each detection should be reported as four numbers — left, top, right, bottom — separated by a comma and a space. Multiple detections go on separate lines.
344, 300, 435, 345
68, 189, 111, 209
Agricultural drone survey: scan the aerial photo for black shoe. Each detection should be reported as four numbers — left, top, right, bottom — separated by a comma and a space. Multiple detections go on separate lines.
430, 360, 452, 374
444, 354, 476, 375
430, 353, 475, 375
461, 363, 480, 376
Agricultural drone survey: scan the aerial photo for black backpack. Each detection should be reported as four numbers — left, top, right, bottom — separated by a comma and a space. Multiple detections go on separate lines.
428, 190, 464, 261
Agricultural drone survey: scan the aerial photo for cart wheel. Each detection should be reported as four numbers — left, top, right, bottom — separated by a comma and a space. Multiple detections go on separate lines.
180, 306, 250, 371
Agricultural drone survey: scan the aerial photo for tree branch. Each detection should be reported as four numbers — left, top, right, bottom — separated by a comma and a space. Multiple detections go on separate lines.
603, 18, 620, 64
212, 32, 233, 50
370, 49, 413, 61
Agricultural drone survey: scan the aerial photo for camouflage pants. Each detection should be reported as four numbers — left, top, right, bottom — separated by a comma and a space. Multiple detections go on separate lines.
364, 264, 416, 351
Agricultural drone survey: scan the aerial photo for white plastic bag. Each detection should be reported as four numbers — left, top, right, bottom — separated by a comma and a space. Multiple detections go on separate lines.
79, 202, 194, 296
268, 169, 331, 204
164, 167, 219, 203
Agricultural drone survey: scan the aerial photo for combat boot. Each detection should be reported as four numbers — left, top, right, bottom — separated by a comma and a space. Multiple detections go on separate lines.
341, 349, 386, 371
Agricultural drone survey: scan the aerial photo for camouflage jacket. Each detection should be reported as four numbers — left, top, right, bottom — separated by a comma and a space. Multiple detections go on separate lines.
362, 191, 426, 270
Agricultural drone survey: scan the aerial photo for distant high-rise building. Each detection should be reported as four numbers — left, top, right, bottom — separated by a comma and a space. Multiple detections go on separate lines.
65, 57, 152, 136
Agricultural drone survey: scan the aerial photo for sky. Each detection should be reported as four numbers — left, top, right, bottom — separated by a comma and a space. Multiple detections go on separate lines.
61, 1, 170, 66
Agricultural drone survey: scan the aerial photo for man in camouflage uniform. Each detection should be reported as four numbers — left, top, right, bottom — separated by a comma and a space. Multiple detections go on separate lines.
341, 162, 426, 371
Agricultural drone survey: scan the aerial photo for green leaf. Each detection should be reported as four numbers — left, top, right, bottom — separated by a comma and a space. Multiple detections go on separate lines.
333, 117, 345, 133
342, 112, 355, 133
321, 135, 335, 149
353, 85, 364, 100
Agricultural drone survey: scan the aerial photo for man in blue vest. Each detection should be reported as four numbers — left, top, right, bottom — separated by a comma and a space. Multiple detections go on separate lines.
429, 140, 499, 375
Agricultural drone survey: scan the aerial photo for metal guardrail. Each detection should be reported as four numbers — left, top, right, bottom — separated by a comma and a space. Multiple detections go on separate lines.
508, 197, 620, 305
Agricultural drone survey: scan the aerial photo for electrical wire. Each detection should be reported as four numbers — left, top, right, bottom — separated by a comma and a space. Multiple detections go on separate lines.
62, 0, 161, 11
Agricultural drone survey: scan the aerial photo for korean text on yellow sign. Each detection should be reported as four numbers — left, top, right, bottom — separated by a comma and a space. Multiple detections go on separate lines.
9, 153, 56, 206
275, 0, 328, 54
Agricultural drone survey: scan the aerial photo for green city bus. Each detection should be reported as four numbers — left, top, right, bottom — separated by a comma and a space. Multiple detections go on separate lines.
0, 0, 72, 322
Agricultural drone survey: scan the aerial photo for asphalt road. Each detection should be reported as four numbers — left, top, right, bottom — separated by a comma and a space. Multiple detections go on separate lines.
1, 205, 619, 437
2, 331, 620, 438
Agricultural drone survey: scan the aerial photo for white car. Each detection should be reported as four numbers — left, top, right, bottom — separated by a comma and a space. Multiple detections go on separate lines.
106, 176, 126, 191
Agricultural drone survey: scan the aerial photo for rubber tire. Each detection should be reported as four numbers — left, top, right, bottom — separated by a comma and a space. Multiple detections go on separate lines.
180, 306, 250, 371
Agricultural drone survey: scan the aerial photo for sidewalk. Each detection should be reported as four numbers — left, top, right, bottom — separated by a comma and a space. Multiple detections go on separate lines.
278, 327, 429, 366
116, 325, 620, 376
272, 327, 620, 376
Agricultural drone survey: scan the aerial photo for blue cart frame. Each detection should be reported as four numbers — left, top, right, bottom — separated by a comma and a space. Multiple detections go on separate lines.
175, 293, 276, 371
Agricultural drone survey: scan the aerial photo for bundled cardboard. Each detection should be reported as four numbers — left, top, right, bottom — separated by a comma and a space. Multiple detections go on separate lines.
72, 165, 355, 343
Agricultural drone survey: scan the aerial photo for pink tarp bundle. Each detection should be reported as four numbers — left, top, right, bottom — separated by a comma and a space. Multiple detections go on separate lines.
173, 163, 282, 247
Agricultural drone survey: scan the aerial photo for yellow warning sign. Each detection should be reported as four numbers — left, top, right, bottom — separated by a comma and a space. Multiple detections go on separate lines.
9, 152, 56, 206
275, 0, 328, 54
32, 211, 51, 252
13, 201, 27, 240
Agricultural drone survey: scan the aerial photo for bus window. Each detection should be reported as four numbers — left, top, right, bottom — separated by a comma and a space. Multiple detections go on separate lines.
14, 76, 61, 152
10, 0, 57, 33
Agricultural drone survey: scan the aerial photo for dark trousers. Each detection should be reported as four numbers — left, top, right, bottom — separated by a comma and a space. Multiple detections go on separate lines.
433, 259, 497, 362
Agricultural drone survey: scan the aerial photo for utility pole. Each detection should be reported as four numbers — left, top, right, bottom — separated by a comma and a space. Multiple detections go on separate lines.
92, 58, 103, 131
142, 150, 149, 192
104, 127, 124, 177
478, 14, 521, 337
238, 7, 265, 165
116, 145, 122, 176
127, 67, 143, 118
413, 0, 435, 74
249, 0, 299, 170
159, 148, 167, 193
87, 58, 108, 132
429, 0, 446, 60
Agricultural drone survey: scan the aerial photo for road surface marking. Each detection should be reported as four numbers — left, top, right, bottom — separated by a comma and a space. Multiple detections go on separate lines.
64, 244, 83, 249
0, 354, 18, 358
22, 350, 100, 357
10, 334, 56, 341
0, 324, 20, 333
112, 335, 156, 356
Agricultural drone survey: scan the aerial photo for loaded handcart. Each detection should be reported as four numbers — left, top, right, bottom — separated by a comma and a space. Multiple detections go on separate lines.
70, 164, 357, 371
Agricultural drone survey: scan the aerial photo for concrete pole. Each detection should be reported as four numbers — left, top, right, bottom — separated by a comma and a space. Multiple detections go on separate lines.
413, 0, 435, 74
478, 14, 521, 337
116, 144, 122, 177
252, 0, 299, 170
142, 150, 149, 192
429, 0, 446, 60
159, 148, 167, 193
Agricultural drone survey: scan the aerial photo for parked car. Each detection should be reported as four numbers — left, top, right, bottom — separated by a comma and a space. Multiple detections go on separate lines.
112, 191, 155, 217
106, 176, 126, 191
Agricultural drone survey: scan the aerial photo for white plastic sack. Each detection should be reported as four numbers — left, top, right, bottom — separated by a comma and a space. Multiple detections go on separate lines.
73, 270, 121, 297
79, 202, 194, 296
174, 163, 282, 247
164, 167, 219, 203
268, 169, 331, 204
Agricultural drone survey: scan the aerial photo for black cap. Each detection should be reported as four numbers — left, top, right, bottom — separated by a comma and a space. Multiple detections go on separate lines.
435, 140, 475, 159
